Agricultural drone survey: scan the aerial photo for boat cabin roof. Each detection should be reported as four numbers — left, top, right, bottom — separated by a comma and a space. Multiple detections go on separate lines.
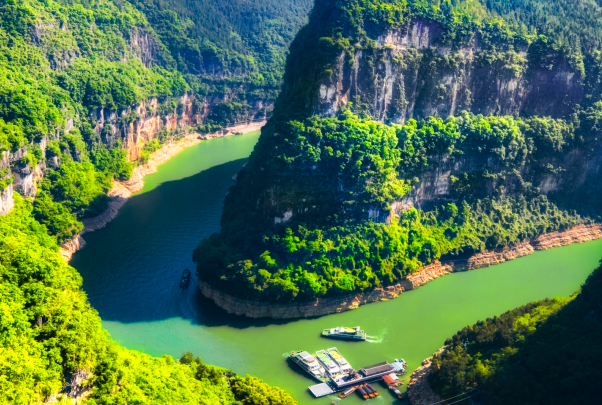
298, 351, 315, 362
360, 362, 394, 376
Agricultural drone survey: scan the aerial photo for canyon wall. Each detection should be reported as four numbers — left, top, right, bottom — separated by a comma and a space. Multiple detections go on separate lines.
308, 19, 582, 123
198, 223, 602, 319
0, 85, 270, 218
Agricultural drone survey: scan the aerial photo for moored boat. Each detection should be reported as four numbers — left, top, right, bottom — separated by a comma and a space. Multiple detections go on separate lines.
322, 326, 366, 341
356, 385, 369, 399
339, 386, 357, 398
315, 350, 341, 376
326, 347, 353, 373
288, 351, 326, 381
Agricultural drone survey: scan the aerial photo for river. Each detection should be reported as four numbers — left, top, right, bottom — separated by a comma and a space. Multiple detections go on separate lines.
71, 132, 602, 404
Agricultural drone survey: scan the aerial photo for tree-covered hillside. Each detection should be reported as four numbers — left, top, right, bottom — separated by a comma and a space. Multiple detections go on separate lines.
0, 196, 297, 404
0, 0, 312, 402
427, 260, 602, 404
128, 0, 313, 105
193, 0, 602, 304
194, 108, 600, 302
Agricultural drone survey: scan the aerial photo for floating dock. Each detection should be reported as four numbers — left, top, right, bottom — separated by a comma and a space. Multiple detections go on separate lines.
305, 353, 407, 398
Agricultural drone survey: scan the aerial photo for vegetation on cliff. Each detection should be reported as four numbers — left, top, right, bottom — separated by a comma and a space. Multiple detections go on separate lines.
0, 0, 310, 239
427, 260, 602, 404
0, 0, 312, 402
194, 109, 599, 302
275, 0, 600, 122
0, 195, 296, 404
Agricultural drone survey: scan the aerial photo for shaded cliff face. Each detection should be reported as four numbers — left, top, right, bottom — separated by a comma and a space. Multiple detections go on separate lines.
282, 17, 584, 123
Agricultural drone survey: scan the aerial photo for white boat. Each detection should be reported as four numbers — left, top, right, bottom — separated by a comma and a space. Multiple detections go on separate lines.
288, 351, 326, 381
322, 326, 366, 341
315, 350, 341, 376
326, 347, 353, 373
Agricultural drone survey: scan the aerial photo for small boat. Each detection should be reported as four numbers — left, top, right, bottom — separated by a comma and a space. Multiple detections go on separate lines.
366, 384, 379, 396
288, 351, 326, 381
339, 386, 357, 398
180, 269, 191, 288
364, 384, 375, 398
392, 388, 404, 399
322, 326, 366, 341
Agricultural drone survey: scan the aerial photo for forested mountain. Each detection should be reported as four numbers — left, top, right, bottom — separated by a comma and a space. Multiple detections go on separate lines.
194, 0, 602, 304
0, 0, 310, 403
428, 261, 602, 404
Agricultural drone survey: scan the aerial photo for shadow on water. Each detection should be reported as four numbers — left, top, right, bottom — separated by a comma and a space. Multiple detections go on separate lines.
71, 157, 317, 329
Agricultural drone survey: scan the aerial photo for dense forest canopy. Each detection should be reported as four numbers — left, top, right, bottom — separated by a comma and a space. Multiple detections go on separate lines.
0, 0, 312, 403
3, 0, 602, 402
194, 108, 601, 302
0, 196, 298, 403
193, 0, 602, 303
428, 261, 602, 404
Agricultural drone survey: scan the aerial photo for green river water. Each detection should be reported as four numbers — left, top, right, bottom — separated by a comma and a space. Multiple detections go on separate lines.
71, 132, 602, 404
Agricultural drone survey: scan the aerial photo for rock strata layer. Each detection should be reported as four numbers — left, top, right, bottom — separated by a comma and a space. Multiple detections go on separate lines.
60, 121, 265, 260
199, 223, 602, 319
407, 348, 445, 405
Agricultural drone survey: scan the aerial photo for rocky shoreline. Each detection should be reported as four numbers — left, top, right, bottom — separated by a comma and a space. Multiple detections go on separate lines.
198, 223, 602, 318
60, 121, 265, 260
406, 348, 445, 405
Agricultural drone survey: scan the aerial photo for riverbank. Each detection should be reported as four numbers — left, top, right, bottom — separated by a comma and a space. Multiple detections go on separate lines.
406, 348, 445, 405
60, 121, 265, 260
198, 223, 602, 318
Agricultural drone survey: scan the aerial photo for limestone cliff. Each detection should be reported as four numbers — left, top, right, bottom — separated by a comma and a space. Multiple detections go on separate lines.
309, 19, 582, 123
93, 94, 271, 161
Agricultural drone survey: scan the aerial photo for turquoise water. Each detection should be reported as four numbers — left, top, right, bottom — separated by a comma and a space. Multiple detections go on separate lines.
71, 132, 602, 404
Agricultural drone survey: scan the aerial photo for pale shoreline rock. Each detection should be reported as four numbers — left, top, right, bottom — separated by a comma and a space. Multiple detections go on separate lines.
198, 223, 602, 319
60, 121, 265, 260
407, 348, 445, 405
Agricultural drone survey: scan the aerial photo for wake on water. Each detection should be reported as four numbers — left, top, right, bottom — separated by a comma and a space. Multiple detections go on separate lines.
366, 327, 388, 343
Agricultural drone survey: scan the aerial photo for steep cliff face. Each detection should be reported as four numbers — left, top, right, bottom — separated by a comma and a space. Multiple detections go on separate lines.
311, 19, 582, 123
401, 143, 602, 210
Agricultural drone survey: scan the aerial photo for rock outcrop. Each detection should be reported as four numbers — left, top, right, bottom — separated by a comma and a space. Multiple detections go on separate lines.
199, 223, 602, 319
407, 348, 445, 405
531, 224, 602, 250
451, 241, 535, 271
60, 121, 265, 260
199, 280, 404, 319
0, 185, 13, 215
400, 261, 453, 290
